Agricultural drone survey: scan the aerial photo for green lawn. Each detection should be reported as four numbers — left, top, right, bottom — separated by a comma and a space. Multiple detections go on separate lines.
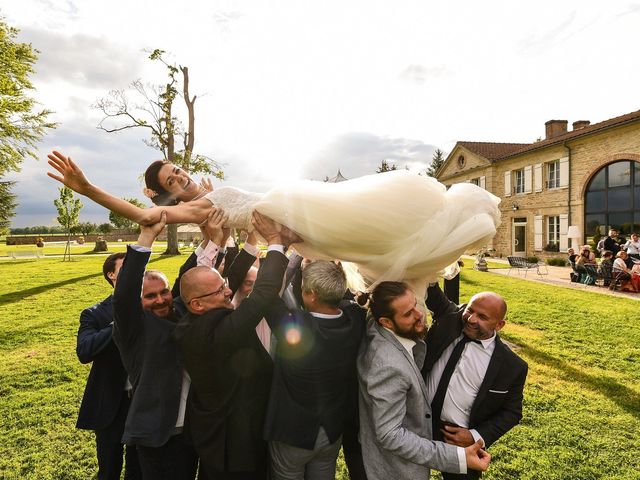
0, 241, 193, 257
0, 258, 638, 479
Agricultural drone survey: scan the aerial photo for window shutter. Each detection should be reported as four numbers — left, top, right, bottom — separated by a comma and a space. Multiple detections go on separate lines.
524, 166, 532, 193
559, 157, 569, 187
534, 215, 543, 251
504, 171, 511, 197
559, 214, 569, 252
534, 163, 543, 192
479, 176, 486, 189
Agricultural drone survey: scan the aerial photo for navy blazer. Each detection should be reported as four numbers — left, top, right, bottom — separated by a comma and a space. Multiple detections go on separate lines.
263, 300, 367, 450
422, 283, 528, 447
76, 295, 129, 430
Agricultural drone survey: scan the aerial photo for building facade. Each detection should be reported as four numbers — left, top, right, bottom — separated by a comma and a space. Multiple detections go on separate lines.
436, 110, 640, 259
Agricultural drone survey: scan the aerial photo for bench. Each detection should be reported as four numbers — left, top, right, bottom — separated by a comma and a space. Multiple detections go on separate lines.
9, 249, 43, 260
506, 256, 548, 277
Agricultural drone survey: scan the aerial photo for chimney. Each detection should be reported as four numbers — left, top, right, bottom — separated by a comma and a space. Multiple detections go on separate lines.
572, 120, 590, 131
545, 120, 568, 139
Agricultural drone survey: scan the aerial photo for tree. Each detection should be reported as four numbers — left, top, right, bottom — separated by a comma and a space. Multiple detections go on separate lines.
376, 160, 397, 173
109, 198, 147, 230
0, 19, 56, 230
94, 49, 223, 254
54, 187, 82, 261
426, 148, 446, 177
0, 181, 17, 235
98, 223, 112, 234
76, 221, 98, 236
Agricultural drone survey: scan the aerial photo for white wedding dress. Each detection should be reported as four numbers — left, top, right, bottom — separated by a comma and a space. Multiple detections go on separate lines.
205, 170, 501, 289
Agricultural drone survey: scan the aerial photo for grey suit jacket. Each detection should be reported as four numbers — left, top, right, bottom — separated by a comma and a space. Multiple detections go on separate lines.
358, 319, 462, 480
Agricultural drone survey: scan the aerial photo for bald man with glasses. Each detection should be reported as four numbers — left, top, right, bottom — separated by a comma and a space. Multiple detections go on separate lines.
174, 211, 300, 480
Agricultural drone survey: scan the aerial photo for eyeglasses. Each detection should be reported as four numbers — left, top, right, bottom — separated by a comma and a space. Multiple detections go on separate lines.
188, 278, 229, 303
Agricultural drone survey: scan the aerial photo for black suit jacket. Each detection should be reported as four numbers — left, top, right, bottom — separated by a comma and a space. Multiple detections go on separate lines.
263, 300, 366, 450
173, 249, 288, 474
422, 283, 528, 447
76, 295, 129, 431
112, 246, 189, 448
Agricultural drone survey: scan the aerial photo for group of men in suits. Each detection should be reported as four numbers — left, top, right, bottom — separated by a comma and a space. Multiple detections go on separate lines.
76, 207, 528, 480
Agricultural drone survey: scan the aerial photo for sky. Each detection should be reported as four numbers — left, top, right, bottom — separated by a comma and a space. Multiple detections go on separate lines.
3, 0, 640, 227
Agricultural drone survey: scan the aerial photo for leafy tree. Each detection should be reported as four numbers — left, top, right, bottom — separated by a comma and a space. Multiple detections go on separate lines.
76, 221, 98, 236
426, 148, 446, 177
376, 160, 397, 173
54, 187, 83, 261
0, 19, 56, 229
94, 49, 223, 254
0, 181, 17, 235
98, 223, 112, 234
109, 198, 146, 230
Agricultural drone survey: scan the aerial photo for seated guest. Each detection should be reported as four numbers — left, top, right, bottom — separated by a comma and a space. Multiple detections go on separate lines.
598, 251, 614, 287
575, 246, 595, 265
613, 251, 639, 292
624, 233, 640, 260
264, 261, 367, 480
567, 248, 577, 265
358, 282, 490, 480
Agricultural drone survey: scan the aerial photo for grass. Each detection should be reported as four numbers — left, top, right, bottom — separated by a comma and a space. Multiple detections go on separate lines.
0, 241, 192, 257
1, 258, 639, 479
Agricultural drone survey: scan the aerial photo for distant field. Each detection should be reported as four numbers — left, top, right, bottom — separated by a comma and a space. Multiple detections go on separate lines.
0, 259, 638, 479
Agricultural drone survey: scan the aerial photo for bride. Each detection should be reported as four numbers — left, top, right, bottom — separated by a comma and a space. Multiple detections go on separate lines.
47, 150, 501, 287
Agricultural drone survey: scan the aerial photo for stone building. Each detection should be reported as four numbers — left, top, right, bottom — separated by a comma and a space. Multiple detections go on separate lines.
435, 109, 640, 259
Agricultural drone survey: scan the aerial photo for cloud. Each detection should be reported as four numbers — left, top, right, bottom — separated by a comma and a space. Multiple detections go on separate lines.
303, 132, 438, 180
17, 27, 143, 88
517, 11, 579, 55
399, 64, 448, 84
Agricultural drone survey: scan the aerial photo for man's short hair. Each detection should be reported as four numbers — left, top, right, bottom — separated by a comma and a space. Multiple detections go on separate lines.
301, 261, 347, 307
143, 269, 170, 287
368, 281, 410, 322
102, 252, 126, 286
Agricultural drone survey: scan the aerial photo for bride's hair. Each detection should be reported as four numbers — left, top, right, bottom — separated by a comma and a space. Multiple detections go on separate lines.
363, 281, 410, 321
144, 160, 179, 206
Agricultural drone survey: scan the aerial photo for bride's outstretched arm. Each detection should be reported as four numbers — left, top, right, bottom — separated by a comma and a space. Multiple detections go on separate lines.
47, 150, 211, 225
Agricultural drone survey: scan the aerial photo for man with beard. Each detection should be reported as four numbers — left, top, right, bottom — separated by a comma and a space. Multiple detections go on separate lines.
112, 212, 207, 480
357, 282, 490, 480
422, 283, 528, 480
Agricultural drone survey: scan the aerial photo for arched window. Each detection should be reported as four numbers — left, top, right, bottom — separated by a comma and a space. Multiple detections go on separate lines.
584, 160, 640, 244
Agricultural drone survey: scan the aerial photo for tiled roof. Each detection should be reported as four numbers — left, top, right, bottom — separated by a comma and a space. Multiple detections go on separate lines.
455, 109, 640, 162
499, 109, 640, 159
456, 142, 530, 160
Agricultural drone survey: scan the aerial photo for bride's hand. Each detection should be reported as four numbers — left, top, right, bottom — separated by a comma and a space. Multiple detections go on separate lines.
47, 151, 92, 194
200, 177, 214, 193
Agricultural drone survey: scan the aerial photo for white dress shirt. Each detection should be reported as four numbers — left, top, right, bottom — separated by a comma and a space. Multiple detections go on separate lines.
426, 332, 497, 446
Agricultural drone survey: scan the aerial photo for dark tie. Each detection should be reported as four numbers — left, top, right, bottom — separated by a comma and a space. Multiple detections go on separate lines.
412, 342, 426, 369
430, 335, 478, 439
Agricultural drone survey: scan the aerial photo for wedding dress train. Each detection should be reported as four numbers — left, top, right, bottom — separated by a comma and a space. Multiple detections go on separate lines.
206, 170, 501, 288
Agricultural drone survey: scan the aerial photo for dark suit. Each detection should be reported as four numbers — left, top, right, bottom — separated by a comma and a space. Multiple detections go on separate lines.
263, 301, 366, 449
76, 295, 140, 480
423, 283, 528, 479
173, 249, 289, 479
113, 246, 197, 480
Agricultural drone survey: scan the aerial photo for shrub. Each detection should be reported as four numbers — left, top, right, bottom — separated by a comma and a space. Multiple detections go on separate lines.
546, 257, 566, 266
526, 256, 539, 263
